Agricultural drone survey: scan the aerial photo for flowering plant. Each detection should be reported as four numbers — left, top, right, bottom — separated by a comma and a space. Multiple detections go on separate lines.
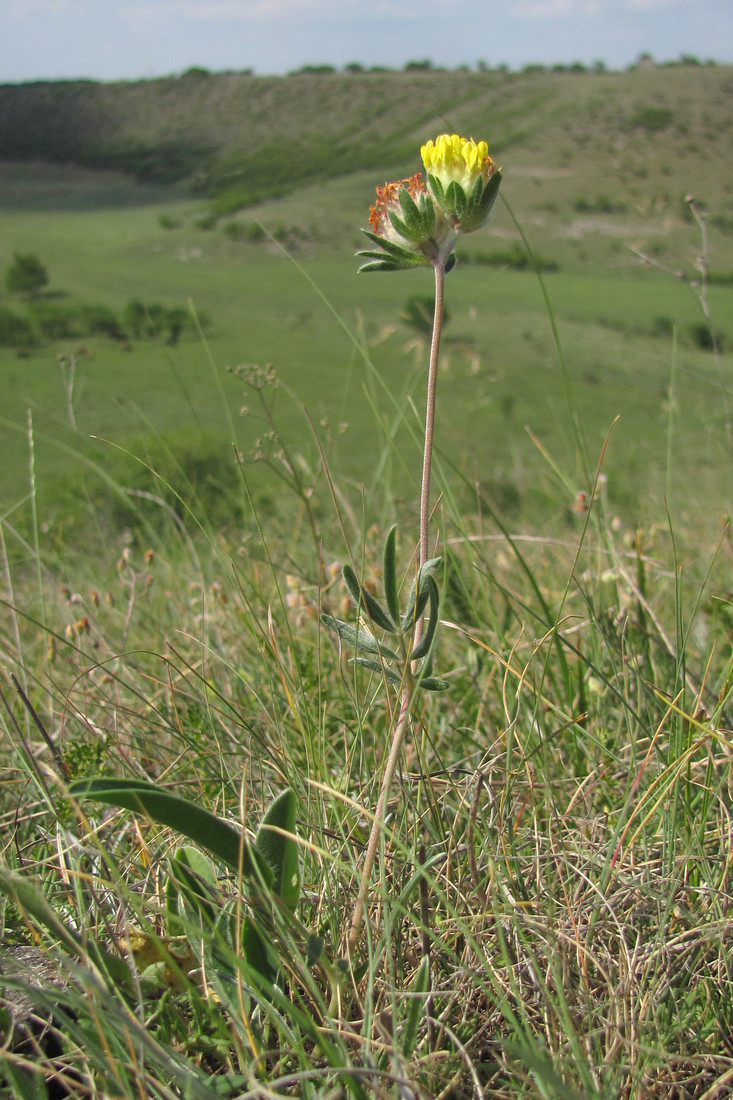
326, 134, 502, 954
357, 133, 501, 272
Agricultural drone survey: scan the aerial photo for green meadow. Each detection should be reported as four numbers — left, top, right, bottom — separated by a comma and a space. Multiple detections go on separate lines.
1, 64, 733, 1099
1, 161, 731, 552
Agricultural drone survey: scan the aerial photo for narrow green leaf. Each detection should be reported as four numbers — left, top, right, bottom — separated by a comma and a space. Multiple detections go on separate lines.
321, 614, 399, 660
418, 193, 436, 232
70, 778, 273, 886
479, 168, 502, 217
398, 186, 422, 232
469, 174, 484, 206
382, 525, 400, 626
175, 844, 216, 885
168, 847, 219, 933
416, 676, 451, 692
420, 556, 443, 580
394, 186, 435, 240
352, 657, 403, 685
386, 209, 414, 242
388, 204, 430, 245
409, 576, 440, 661
401, 557, 442, 633
402, 955, 430, 1057
358, 231, 423, 263
342, 564, 396, 632
254, 788, 300, 910
357, 259, 402, 273
4, 1061, 49, 1100
446, 180, 468, 217
0, 867, 81, 957
357, 257, 423, 273
242, 916, 277, 981
427, 173, 444, 202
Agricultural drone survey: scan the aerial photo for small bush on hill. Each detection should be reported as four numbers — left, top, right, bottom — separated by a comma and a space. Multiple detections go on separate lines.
122, 300, 202, 344
5, 251, 49, 297
80, 304, 125, 340
687, 321, 724, 351
457, 243, 559, 271
573, 195, 628, 214
0, 305, 38, 347
629, 105, 675, 131
28, 300, 83, 339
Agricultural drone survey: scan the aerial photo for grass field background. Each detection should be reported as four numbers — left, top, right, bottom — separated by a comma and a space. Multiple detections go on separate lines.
1, 142, 731, 563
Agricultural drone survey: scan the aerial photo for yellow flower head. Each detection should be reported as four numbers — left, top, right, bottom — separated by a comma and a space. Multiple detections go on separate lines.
421, 134, 495, 192
357, 133, 501, 272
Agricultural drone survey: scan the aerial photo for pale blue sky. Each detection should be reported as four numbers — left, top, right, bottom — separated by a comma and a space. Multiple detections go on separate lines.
3, 0, 731, 83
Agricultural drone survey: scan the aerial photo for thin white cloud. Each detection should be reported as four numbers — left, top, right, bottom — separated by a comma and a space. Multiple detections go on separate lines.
118, 0, 459, 21
512, 0, 679, 14
6, 0, 89, 15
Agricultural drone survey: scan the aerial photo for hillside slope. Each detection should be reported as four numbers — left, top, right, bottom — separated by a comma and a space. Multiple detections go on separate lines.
1, 64, 731, 211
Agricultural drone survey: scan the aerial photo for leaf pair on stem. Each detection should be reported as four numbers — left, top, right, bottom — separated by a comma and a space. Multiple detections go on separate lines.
322, 525, 448, 692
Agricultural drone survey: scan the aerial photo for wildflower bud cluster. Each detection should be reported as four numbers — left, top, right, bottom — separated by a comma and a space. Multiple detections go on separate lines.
358, 133, 501, 272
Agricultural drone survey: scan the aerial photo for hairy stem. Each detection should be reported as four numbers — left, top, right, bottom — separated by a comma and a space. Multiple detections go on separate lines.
419, 260, 446, 568
347, 259, 446, 956
347, 677, 412, 957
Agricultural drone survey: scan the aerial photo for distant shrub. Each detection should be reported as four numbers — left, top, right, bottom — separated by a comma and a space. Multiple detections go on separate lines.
629, 105, 674, 131
123, 300, 151, 339
86, 139, 214, 185
0, 305, 37, 347
404, 60, 433, 71
162, 307, 189, 346
224, 220, 267, 241
122, 299, 202, 344
159, 213, 183, 230
80, 304, 125, 339
224, 221, 246, 240
458, 244, 559, 272
573, 195, 628, 214
293, 65, 336, 75
194, 213, 218, 230
5, 251, 49, 297
652, 315, 675, 338
28, 301, 82, 339
687, 322, 724, 352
